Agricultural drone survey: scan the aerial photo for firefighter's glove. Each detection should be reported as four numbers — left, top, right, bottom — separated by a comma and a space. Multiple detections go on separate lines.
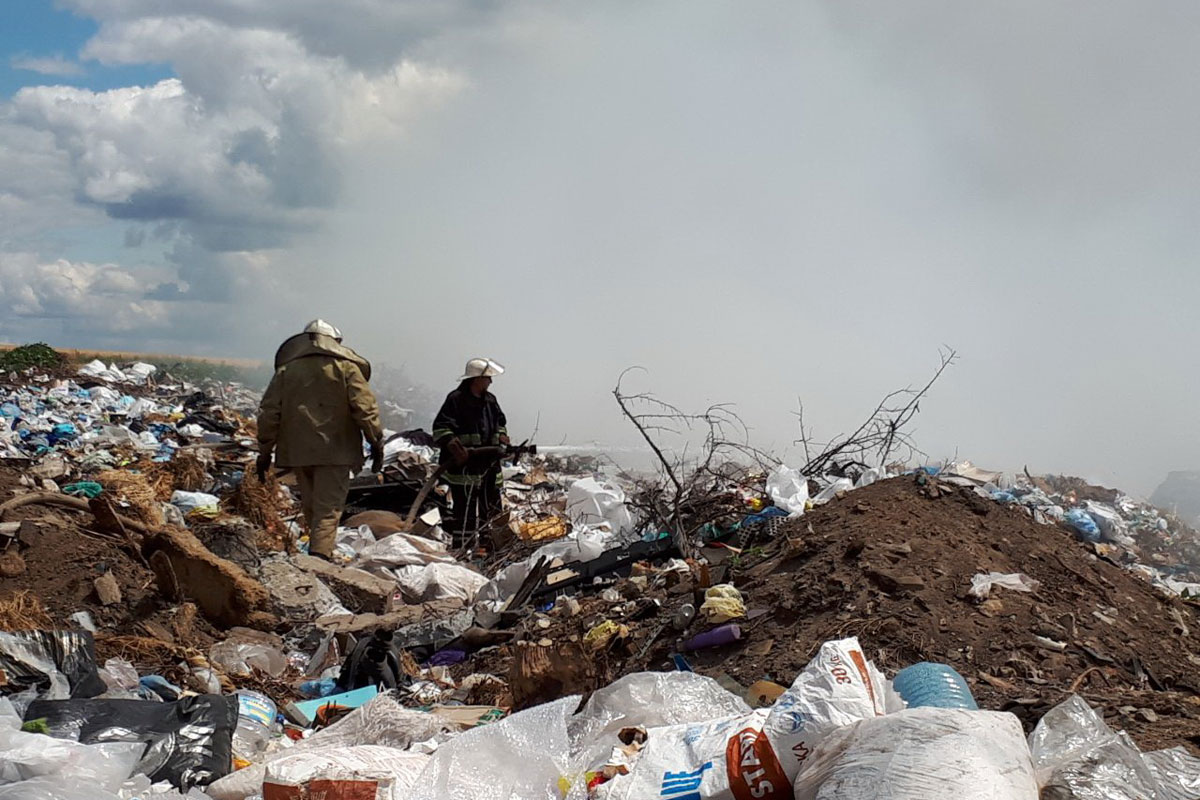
447, 438, 470, 467
255, 451, 272, 482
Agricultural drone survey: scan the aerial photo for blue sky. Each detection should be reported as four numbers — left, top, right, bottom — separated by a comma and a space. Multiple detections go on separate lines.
1, 0, 170, 96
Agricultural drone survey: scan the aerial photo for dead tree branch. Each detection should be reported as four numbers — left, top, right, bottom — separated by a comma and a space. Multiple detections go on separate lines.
614, 369, 774, 558
614, 368, 685, 497
796, 347, 957, 477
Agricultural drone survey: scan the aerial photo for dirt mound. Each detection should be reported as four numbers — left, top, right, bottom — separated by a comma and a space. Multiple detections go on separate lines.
0, 465, 221, 659
705, 477, 1200, 746
458, 476, 1200, 752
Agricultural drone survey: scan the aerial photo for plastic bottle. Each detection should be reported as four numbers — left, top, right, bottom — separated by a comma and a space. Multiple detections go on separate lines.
892, 662, 978, 710
232, 689, 277, 756
683, 623, 742, 651
672, 603, 696, 630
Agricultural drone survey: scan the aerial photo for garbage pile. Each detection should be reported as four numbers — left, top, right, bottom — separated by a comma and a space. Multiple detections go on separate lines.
938, 461, 1200, 597
3, 350, 1200, 798
4, 634, 1200, 799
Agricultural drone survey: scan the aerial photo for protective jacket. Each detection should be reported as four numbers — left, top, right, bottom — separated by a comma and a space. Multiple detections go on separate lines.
432, 387, 507, 486
257, 333, 382, 469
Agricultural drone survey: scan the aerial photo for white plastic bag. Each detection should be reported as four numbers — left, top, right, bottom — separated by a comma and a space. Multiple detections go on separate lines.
566, 478, 635, 539
125, 362, 158, 383
767, 465, 809, 516
336, 525, 378, 559
968, 572, 1041, 600
170, 490, 220, 513
569, 672, 750, 777
409, 695, 578, 800
352, 532, 455, 572
393, 562, 489, 603
598, 638, 895, 800
208, 692, 449, 800
1083, 501, 1133, 547
764, 636, 898, 776
263, 746, 429, 800
812, 478, 854, 505
793, 708, 1038, 800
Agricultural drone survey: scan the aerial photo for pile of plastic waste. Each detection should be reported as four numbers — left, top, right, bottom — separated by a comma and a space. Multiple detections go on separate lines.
4, 633, 1199, 799
0, 360, 256, 464
4, 351, 1200, 798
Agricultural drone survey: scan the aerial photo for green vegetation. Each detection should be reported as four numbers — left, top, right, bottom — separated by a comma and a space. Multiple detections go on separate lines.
0, 343, 66, 372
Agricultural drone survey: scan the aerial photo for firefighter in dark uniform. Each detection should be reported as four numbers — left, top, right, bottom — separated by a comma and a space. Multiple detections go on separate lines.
432, 358, 508, 541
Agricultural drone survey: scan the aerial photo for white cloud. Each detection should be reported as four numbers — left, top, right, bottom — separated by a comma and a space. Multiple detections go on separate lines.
0, 253, 168, 332
63, 0, 491, 68
1, 11, 462, 311
10, 54, 85, 77
0, 120, 99, 250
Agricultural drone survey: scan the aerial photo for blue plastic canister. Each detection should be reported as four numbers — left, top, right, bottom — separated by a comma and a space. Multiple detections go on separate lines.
893, 662, 978, 710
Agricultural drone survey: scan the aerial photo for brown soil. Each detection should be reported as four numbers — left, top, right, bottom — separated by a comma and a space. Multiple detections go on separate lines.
457, 476, 1200, 753
0, 465, 220, 670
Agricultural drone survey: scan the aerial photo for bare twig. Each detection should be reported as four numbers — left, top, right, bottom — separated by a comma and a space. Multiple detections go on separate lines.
796, 347, 957, 477
613, 370, 774, 558
614, 368, 684, 497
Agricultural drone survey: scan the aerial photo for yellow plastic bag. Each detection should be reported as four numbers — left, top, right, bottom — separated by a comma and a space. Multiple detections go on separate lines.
700, 584, 745, 623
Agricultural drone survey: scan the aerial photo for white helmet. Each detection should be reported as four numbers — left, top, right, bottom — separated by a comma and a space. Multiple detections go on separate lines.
459, 357, 505, 381
303, 319, 342, 341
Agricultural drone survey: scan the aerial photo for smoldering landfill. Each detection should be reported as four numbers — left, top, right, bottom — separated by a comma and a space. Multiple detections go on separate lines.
2, 350, 1200, 799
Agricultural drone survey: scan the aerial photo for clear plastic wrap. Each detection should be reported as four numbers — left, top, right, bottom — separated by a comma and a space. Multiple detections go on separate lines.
1143, 747, 1200, 800
99, 658, 142, 693
0, 629, 106, 699
0, 694, 143, 796
968, 572, 1041, 600
1028, 695, 1157, 800
210, 642, 287, 678
408, 695, 578, 800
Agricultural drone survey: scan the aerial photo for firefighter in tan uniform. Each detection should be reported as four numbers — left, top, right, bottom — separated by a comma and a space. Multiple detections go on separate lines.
256, 320, 383, 560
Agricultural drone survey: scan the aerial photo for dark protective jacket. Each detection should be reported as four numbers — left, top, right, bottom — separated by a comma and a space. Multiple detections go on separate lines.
432, 386, 507, 486
257, 333, 382, 468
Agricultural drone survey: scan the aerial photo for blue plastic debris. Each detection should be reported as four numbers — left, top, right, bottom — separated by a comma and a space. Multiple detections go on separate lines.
1065, 508, 1101, 542
299, 678, 339, 699
741, 506, 789, 527
671, 653, 694, 672
893, 662, 978, 710
138, 674, 182, 701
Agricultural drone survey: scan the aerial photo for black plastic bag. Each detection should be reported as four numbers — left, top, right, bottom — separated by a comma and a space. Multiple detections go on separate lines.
336, 629, 411, 693
0, 629, 105, 698
24, 694, 238, 789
